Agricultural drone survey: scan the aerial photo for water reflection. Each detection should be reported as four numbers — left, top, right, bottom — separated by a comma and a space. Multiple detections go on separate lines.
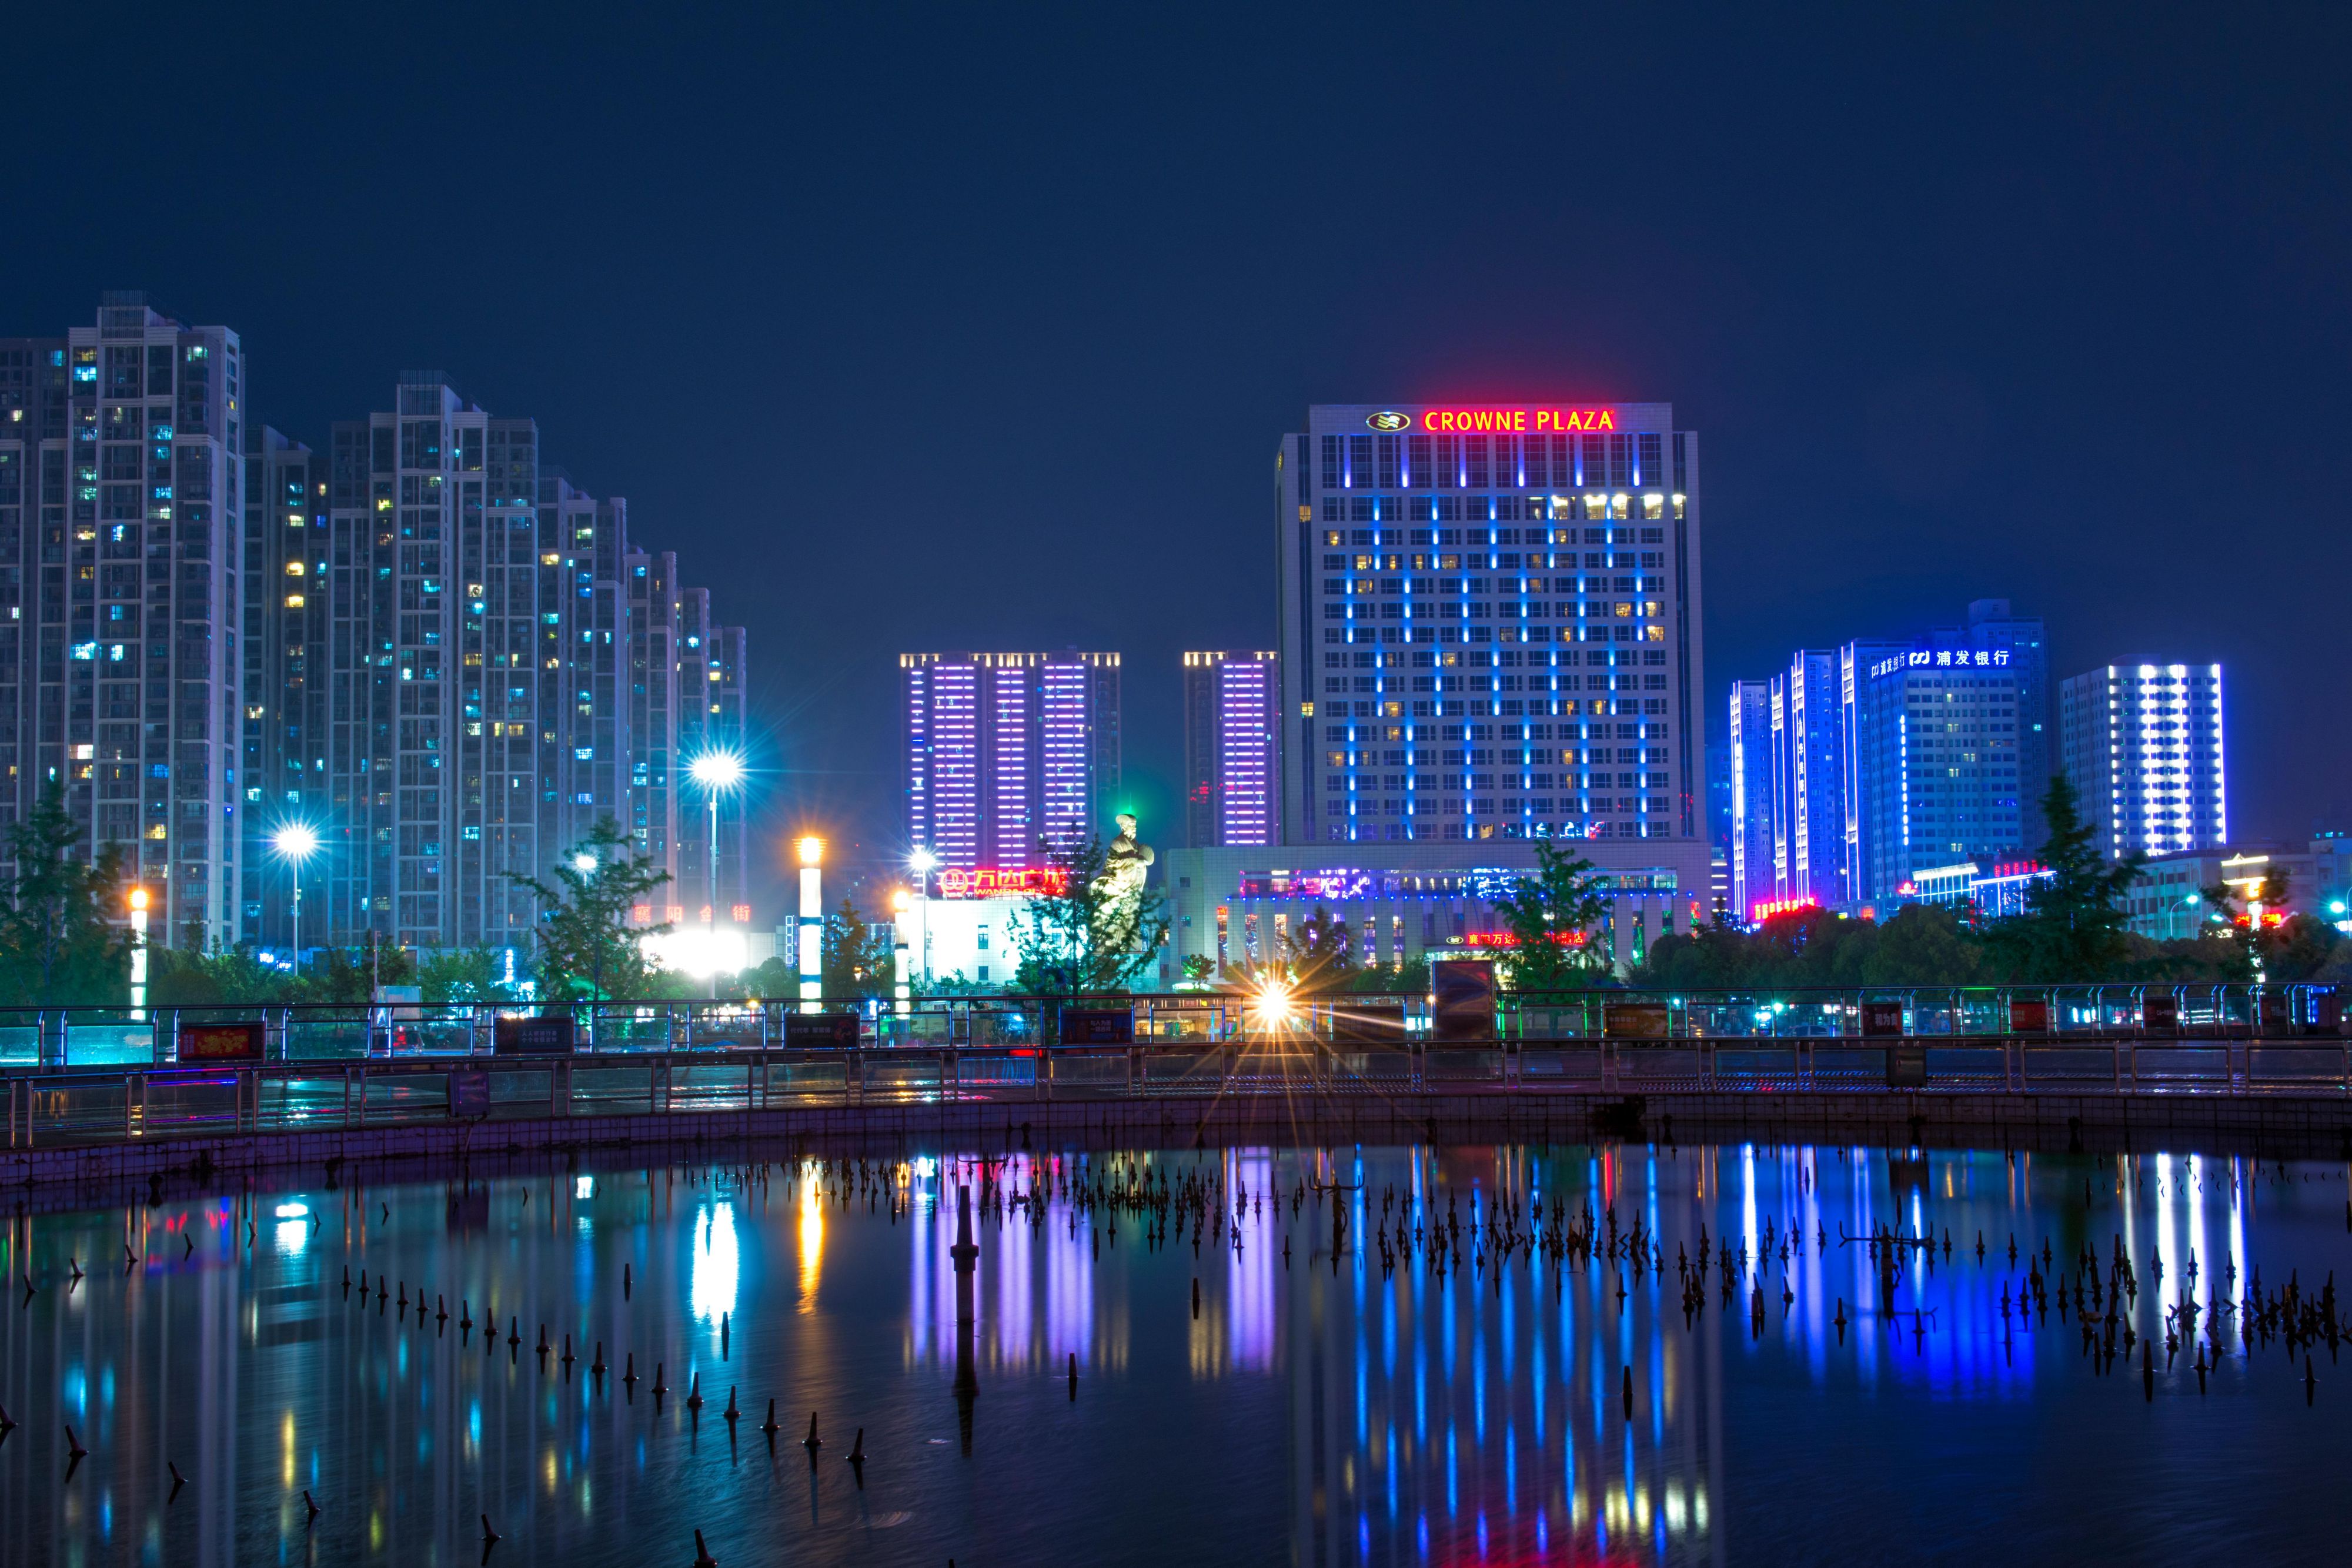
1, 1144, 2349, 1564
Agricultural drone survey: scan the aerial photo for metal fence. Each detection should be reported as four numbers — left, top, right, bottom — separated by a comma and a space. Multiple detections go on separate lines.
1, 983, 2347, 1151
0, 982, 2344, 1073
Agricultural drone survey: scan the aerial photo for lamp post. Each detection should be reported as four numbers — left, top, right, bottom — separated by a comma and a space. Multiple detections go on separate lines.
909, 847, 937, 988
128, 887, 149, 1019
890, 889, 913, 1019
689, 750, 746, 1000
797, 837, 824, 1014
272, 823, 320, 979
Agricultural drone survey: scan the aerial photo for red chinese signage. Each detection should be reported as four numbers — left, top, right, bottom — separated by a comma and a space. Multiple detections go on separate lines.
1418, 408, 1618, 434
1748, 899, 1822, 922
934, 867, 1071, 900
1459, 931, 1587, 948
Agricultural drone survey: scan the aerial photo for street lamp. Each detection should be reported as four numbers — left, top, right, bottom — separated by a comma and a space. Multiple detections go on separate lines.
272, 823, 320, 977
890, 888, 913, 1018
128, 887, 149, 1018
690, 750, 747, 1001
909, 847, 937, 987
797, 836, 824, 1014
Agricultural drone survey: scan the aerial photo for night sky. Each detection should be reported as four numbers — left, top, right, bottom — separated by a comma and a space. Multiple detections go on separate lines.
8, 7, 2345, 919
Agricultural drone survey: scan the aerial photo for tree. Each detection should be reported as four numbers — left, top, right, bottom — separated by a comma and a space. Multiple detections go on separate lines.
1982, 776, 2142, 982
0, 781, 133, 1005
1005, 833, 1170, 995
417, 947, 522, 1005
821, 897, 895, 998
297, 934, 419, 1005
506, 818, 674, 1000
1859, 903, 1983, 987
148, 946, 292, 1007
1283, 905, 1355, 991
1491, 842, 1611, 991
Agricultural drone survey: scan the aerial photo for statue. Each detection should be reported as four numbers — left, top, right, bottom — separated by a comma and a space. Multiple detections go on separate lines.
1092, 812, 1155, 908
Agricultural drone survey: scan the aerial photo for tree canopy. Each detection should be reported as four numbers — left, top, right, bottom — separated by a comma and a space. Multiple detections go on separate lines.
0, 782, 133, 1005
1491, 842, 1611, 991
506, 818, 674, 1000
1005, 833, 1169, 995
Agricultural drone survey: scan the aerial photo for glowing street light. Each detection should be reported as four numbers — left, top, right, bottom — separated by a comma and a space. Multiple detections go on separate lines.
890, 889, 913, 1018
573, 852, 598, 875
691, 750, 747, 999
797, 836, 824, 1014
128, 887, 150, 1018
908, 847, 937, 987
273, 823, 320, 977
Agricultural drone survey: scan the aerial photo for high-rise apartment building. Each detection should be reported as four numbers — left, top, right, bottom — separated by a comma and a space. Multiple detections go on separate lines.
0, 296, 245, 948
239, 427, 330, 948
626, 548, 683, 919
300, 377, 747, 951
1182, 650, 1278, 847
1727, 680, 1773, 918
2059, 663, 2226, 862
1846, 647, 2024, 901
903, 651, 1121, 871
2, 301, 747, 960
1273, 404, 1706, 851
318, 377, 555, 950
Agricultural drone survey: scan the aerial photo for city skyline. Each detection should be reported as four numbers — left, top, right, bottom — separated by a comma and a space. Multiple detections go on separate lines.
2, 9, 2343, 932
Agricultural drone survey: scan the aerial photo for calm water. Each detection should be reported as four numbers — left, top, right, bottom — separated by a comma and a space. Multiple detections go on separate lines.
2, 1141, 2348, 1566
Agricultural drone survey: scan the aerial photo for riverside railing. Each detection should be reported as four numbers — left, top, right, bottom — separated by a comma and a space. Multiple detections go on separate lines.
2, 984, 2348, 1151
0, 982, 2346, 1071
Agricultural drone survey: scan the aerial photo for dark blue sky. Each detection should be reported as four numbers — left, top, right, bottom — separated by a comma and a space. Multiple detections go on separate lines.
8, 5, 2345, 917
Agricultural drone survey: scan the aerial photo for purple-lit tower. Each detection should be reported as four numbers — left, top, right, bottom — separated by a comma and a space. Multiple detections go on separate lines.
1183, 651, 1279, 847
902, 651, 1121, 872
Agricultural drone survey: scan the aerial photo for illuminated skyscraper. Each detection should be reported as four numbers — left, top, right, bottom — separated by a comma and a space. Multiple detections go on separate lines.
1727, 680, 1773, 918
1182, 650, 1278, 847
903, 651, 1120, 871
2060, 663, 2226, 861
1772, 649, 1844, 907
0, 295, 245, 948
1272, 403, 1706, 865
1847, 646, 2025, 900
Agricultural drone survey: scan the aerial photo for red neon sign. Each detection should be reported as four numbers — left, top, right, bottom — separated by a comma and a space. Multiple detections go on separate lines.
934, 867, 1071, 900
1419, 408, 1618, 434
1459, 931, 1587, 948
1748, 899, 1822, 922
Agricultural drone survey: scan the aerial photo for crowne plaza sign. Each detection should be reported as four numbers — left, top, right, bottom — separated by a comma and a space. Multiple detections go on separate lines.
1367, 408, 1619, 434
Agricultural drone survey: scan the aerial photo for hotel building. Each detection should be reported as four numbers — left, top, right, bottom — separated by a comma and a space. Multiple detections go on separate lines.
1272, 403, 1706, 857
903, 651, 1121, 874
1182, 650, 1278, 847
1158, 402, 1712, 982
